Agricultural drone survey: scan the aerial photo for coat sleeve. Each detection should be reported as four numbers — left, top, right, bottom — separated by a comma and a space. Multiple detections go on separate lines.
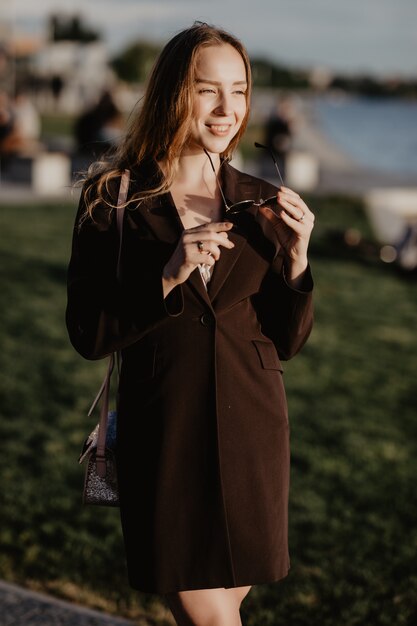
252, 253, 314, 361
66, 185, 184, 360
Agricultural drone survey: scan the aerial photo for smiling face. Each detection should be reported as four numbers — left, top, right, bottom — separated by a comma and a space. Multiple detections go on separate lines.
185, 43, 248, 156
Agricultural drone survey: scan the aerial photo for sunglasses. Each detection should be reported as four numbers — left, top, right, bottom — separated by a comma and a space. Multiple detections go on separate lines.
205, 142, 285, 215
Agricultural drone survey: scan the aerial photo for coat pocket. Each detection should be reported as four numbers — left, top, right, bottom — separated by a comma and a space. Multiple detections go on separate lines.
252, 339, 283, 372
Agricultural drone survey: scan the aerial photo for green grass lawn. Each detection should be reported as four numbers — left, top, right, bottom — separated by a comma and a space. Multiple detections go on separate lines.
41, 113, 76, 140
0, 194, 416, 625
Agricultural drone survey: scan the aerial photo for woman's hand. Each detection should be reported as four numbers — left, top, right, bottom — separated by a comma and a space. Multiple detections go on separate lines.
258, 186, 315, 288
162, 222, 235, 297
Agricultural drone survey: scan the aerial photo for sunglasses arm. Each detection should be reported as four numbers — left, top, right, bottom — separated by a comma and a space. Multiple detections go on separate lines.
204, 149, 232, 212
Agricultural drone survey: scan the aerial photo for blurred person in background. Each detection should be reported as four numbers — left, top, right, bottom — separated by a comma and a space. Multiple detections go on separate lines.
50, 74, 65, 110
74, 90, 124, 159
12, 88, 42, 152
0, 89, 41, 157
0, 91, 25, 158
66, 22, 314, 626
262, 94, 296, 179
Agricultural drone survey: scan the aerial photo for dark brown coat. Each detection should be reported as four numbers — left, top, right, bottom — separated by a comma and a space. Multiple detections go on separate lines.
66, 162, 314, 594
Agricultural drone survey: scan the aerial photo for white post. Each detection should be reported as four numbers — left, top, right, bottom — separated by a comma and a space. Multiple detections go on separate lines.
286, 151, 319, 192
32, 153, 71, 195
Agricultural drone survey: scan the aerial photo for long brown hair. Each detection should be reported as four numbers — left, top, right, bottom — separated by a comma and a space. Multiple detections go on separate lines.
81, 22, 252, 221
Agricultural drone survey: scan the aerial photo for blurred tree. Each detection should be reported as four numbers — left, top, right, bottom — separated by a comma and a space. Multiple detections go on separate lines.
330, 73, 417, 97
111, 41, 161, 83
49, 14, 100, 43
251, 57, 309, 89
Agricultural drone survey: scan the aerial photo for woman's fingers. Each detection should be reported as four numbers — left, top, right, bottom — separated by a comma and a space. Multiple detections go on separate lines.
259, 190, 315, 236
192, 248, 217, 264
279, 185, 299, 197
164, 222, 235, 288
186, 221, 234, 233
183, 222, 234, 252
174, 221, 236, 268
188, 237, 233, 262
185, 233, 235, 251
193, 241, 222, 261
277, 207, 309, 233
277, 188, 314, 223
278, 199, 312, 225
258, 204, 278, 225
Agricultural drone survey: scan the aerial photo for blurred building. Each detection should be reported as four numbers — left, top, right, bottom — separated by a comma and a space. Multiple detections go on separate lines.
31, 40, 115, 113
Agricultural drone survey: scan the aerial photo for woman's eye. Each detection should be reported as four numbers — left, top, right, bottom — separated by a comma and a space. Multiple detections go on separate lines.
234, 90, 246, 96
199, 88, 216, 94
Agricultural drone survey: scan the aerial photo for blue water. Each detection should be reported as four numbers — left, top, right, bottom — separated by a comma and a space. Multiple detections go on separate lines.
314, 96, 417, 175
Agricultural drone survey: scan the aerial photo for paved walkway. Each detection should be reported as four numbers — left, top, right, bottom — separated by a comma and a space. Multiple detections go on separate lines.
0, 183, 79, 204
0, 580, 137, 626
2, 161, 415, 206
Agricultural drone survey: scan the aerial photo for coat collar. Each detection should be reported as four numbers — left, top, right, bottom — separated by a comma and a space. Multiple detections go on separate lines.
127, 161, 264, 307
221, 160, 264, 207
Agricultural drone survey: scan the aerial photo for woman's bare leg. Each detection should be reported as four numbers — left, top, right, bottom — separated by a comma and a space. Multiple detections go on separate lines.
164, 585, 252, 626
227, 585, 252, 606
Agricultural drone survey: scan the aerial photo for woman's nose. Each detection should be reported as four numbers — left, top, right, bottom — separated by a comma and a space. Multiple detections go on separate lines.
213, 93, 233, 116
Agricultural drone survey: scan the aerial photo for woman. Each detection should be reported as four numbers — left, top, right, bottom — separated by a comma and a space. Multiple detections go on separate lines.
66, 22, 314, 626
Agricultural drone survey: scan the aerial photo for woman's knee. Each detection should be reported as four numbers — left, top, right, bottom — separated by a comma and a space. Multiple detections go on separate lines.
164, 587, 242, 626
228, 584, 252, 606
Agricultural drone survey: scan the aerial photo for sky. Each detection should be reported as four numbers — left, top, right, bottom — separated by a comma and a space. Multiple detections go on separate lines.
3, 0, 417, 78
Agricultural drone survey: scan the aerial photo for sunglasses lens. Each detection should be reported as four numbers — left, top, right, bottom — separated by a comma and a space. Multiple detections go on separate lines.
227, 200, 255, 214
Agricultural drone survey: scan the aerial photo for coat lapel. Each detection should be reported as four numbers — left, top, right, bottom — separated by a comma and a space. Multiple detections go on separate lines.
128, 168, 213, 307
207, 162, 261, 303
128, 173, 182, 245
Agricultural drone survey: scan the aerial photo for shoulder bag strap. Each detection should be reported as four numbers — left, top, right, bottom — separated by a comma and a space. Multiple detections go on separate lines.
94, 169, 130, 478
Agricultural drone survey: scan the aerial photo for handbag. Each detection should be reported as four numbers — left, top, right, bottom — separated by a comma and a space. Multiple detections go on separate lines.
78, 169, 130, 506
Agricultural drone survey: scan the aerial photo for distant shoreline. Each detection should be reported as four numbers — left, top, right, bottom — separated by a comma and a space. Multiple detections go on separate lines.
249, 90, 417, 194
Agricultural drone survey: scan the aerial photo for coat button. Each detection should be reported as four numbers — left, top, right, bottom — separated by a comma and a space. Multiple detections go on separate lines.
200, 313, 214, 327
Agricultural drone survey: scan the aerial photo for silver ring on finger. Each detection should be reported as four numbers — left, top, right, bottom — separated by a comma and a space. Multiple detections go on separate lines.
298, 212, 305, 222
197, 240, 205, 253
